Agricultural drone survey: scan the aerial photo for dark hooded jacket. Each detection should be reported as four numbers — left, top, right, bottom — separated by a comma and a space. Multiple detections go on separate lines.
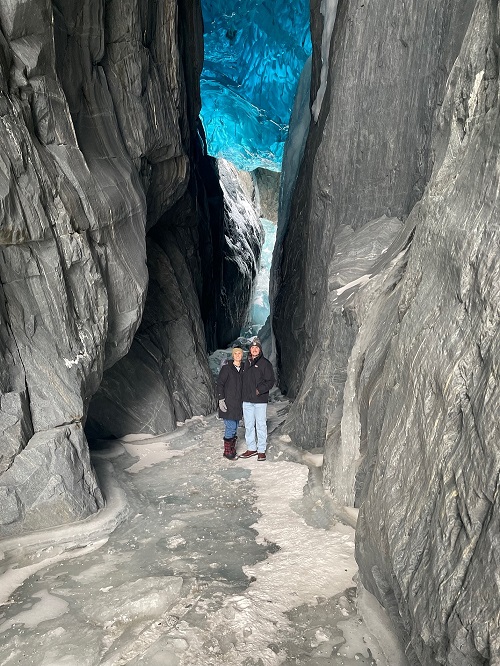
242, 348, 275, 403
217, 361, 243, 420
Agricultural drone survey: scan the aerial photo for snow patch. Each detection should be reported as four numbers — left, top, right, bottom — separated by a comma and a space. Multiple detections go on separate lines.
121, 440, 185, 474
335, 273, 372, 296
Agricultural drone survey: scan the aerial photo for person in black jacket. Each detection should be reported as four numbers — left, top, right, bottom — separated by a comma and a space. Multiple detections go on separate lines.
239, 338, 275, 461
217, 347, 244, 460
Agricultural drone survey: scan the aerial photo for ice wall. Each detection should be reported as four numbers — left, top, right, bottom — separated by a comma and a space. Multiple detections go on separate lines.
200, 0, 311, 171
245, 218, 276, 336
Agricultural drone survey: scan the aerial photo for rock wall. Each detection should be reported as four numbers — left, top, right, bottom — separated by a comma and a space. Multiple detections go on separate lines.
0, 0, 260, 534
274, 0, 474, 403
252, 168, 280, 223
0, 0, 157, 533
355, 3, 500, 662
84, 0, 220, 439
273, 0, 499, 662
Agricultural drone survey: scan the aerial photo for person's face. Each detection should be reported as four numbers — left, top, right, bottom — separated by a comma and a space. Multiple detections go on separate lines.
232, 349, 243, 362
250, 345, 260, 358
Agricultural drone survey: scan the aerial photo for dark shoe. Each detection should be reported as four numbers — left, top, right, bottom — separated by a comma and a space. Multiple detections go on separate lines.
230, 436, 237, 458
239, 450, 257, 458
257, 453, 266, 461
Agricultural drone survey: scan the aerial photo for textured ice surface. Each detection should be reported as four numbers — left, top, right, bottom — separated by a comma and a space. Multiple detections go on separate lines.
200, 0, 311, 171
0, 406, 407, 665
244, 217, 277, 336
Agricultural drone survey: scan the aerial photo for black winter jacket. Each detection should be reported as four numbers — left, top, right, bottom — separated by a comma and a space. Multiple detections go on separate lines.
242, 352, 275, 403
217, 362, 243, 420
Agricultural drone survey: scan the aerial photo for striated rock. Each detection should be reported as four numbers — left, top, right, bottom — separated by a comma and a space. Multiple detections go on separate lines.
0, 423, 102, 536
0, 0, 211, 534
230, 167, 280, 224
96, 0, 192, 227
281, 216, 404, 456
86, 227, 217, 438
355, 3, 500, 662
139, 235, 216, 423
86, 147, 270, 439
0, 391, 33, 475
85, 149, 268, 438
156, 149, 226, 355
86, 2, 267, 439
84, 339, 178, 440
272, 0, 478, 511
251, 168, 280, 223
273, 0, 499, 662
322, 223, 414, 507
274, 0, 475, 403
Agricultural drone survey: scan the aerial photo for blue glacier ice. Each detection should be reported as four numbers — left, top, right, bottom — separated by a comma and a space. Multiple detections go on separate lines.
242, 217, 277, 337
200, 0, 311, 171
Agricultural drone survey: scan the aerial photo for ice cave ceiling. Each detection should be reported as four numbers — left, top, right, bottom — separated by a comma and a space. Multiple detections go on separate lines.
200, 0, 311, 172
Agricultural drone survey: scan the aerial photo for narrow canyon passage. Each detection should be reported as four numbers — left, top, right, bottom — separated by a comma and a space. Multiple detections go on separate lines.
1, 0, 499, 662
0, 402, 405, 665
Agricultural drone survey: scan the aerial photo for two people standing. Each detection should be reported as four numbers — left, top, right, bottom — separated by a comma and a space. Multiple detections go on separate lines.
217, 338, 275, 461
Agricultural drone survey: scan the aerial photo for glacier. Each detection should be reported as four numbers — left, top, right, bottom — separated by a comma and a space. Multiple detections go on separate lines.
200, 0, 312, 171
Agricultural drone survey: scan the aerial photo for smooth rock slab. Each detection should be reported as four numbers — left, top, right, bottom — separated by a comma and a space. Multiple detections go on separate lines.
0, 423, 103, 536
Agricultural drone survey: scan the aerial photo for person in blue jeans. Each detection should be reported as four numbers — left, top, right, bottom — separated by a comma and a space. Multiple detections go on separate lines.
217, 347, 244, 460
239, 338, 275, 461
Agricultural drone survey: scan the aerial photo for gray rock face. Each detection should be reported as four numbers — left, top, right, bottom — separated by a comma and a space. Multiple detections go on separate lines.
231, 167, 280, 224
273, 0, 477, 462
85, 155, 266, 438
281, 216, 404, 456
273, 0, 498, 663
274, 0, 475, 401
0, 0, 221, 534
0, 423, 102, 536
252, 168, 280, 223
355, 4, 500, 662
86, 226, 217, 438
0, 390, 33, 475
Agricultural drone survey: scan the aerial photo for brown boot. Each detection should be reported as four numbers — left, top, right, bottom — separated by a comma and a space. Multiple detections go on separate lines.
223, 439, 237, 460
230, 436, 238, 458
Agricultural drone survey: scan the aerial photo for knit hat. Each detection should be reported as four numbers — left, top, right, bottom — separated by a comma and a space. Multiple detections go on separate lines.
249, 338, 262, 350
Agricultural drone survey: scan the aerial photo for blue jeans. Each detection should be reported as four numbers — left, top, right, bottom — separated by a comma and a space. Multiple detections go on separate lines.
242, 402, 268, 453
223, 419, 239, 439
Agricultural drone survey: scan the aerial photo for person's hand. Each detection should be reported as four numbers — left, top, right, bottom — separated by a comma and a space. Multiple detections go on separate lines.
255, 389, 260, 395
219, 399, 227, 412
